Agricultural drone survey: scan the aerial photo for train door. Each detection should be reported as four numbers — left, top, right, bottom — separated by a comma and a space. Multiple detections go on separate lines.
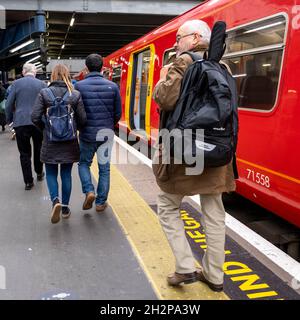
125, 45, 155, 135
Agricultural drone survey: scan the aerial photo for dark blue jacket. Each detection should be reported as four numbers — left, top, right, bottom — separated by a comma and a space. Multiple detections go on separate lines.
75, 72, 122, 142
5, 75, 47, 127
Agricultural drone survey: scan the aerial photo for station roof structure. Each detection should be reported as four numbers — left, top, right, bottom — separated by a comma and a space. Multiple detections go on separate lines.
0, 0, 201, 70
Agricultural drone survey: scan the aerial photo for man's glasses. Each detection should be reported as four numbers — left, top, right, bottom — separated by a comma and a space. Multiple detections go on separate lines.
176, 32, 201, 43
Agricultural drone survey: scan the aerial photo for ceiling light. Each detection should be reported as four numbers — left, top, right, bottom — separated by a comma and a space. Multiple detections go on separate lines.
70, 17, 75, 27
20, 50, 40, 58
9, 39, 35, 53
58, 56, 60, 60
26, 55, 41, 64
232, 73, 247, 78
244, 21, 284, 34
61, 44, 65, 49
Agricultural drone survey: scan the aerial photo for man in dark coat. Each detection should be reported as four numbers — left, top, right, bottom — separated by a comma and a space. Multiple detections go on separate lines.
75, 54, 122, 212
5, 63, 47, 190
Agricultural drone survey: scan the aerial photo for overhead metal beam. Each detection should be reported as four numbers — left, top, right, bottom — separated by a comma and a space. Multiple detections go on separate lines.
48, 39, 137, 45
47, 25, 157, 33
0, 12, 46, 53
1, 0, 200, 15
46, 12, 175, 26
48, 35, 139, 41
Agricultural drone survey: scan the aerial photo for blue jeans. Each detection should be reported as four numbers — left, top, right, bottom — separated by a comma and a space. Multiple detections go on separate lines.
78, 140, 111, 205
45, 163, 73, 206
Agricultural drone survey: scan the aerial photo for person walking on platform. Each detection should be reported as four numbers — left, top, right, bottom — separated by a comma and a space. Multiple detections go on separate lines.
5, 76, 21, 140
152, 20, 236, 291
75, 54, 121, 213
5, 64, 47, 190
0, 82, 6, 131
32, 64, 87, 223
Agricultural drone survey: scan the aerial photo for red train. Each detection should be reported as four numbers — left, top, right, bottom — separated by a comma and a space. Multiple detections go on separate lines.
101, 0, 300, 228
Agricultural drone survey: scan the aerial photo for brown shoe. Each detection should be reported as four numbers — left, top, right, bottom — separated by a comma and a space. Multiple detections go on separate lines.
96, 202, 108, 213
82, 192, 95, 210
196, 269, 223, 292
167, 271, 198, 286
51, 200, 62, 224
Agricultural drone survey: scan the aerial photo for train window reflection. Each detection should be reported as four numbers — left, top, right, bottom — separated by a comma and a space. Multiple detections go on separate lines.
103, 68, 110, 80
112, 66, 121, 88
225, 16, 286, 55
223, 15, 286, 111
224, 51, 283, 110
163, 48, 176, 66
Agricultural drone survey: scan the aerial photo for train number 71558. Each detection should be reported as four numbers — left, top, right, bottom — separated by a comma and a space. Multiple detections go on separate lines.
246, 169, 271, 188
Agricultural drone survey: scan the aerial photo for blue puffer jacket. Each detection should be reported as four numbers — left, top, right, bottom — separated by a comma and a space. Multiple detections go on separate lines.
75, 72, 122, 142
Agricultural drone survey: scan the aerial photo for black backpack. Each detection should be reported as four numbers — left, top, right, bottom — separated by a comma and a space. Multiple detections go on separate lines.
165, 21, 239, 177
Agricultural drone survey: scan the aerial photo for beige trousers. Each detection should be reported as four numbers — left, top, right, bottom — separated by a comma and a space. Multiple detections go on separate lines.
157, 191, 226, 285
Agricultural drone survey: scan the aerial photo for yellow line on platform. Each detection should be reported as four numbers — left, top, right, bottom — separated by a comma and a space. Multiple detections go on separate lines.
91, 160, 229, 300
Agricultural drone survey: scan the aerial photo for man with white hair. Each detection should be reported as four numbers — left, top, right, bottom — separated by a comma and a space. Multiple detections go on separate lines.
153, 20, 235, 291
6, 63, 47, 190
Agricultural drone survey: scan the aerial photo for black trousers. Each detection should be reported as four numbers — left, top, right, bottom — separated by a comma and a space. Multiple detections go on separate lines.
15, 125, 43, 184
0, 113, 6, 130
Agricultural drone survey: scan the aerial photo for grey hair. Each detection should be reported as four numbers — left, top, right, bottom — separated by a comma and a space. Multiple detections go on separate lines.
22, 63, 37, 75
181, 20, 211, 46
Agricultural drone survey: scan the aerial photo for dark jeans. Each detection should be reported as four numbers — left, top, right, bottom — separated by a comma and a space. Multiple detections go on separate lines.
15, 125, 43, 184
45, 163, 73, 206
78, 140, 111, 205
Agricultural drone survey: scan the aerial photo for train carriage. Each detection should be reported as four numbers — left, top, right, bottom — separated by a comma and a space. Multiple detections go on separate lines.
103, 0, 300, 228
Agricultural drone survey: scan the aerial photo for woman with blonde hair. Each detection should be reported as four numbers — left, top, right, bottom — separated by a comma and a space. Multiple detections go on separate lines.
32, 64, 87, 223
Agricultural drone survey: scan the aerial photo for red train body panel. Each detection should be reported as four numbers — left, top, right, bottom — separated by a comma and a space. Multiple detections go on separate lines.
103, 0, 300, 228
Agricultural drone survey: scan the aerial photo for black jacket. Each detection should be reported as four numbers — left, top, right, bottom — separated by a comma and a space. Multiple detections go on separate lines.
0, 85, 6, 103
32, 81, 87, 164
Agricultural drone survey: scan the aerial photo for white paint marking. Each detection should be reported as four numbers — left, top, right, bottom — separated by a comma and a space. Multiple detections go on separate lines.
52, 293, 71, 299
0, 266, 6, 290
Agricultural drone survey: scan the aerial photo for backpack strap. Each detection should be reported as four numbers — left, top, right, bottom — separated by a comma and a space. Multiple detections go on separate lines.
232, 153, 239, 179
45, 88, 56, 103
62, 90, 70, 103
45, 88, 70, 103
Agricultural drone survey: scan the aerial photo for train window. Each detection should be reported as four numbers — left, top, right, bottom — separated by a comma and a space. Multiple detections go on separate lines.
223, 15, 286, 111
163, 48, 176, 66
112, 66, 121, 88
130, 49, 151, 130
224, 51, 283, 110
225, 16, 286, 54
103, 68, 110, 80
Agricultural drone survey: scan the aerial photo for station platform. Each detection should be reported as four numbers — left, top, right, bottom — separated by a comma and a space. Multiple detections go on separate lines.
0, 130, 299, 300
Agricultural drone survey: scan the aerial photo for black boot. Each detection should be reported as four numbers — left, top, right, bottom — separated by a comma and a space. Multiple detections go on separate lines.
25, 182, 34, 190
37, 172, 45, 181
62, 206, 71, 219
